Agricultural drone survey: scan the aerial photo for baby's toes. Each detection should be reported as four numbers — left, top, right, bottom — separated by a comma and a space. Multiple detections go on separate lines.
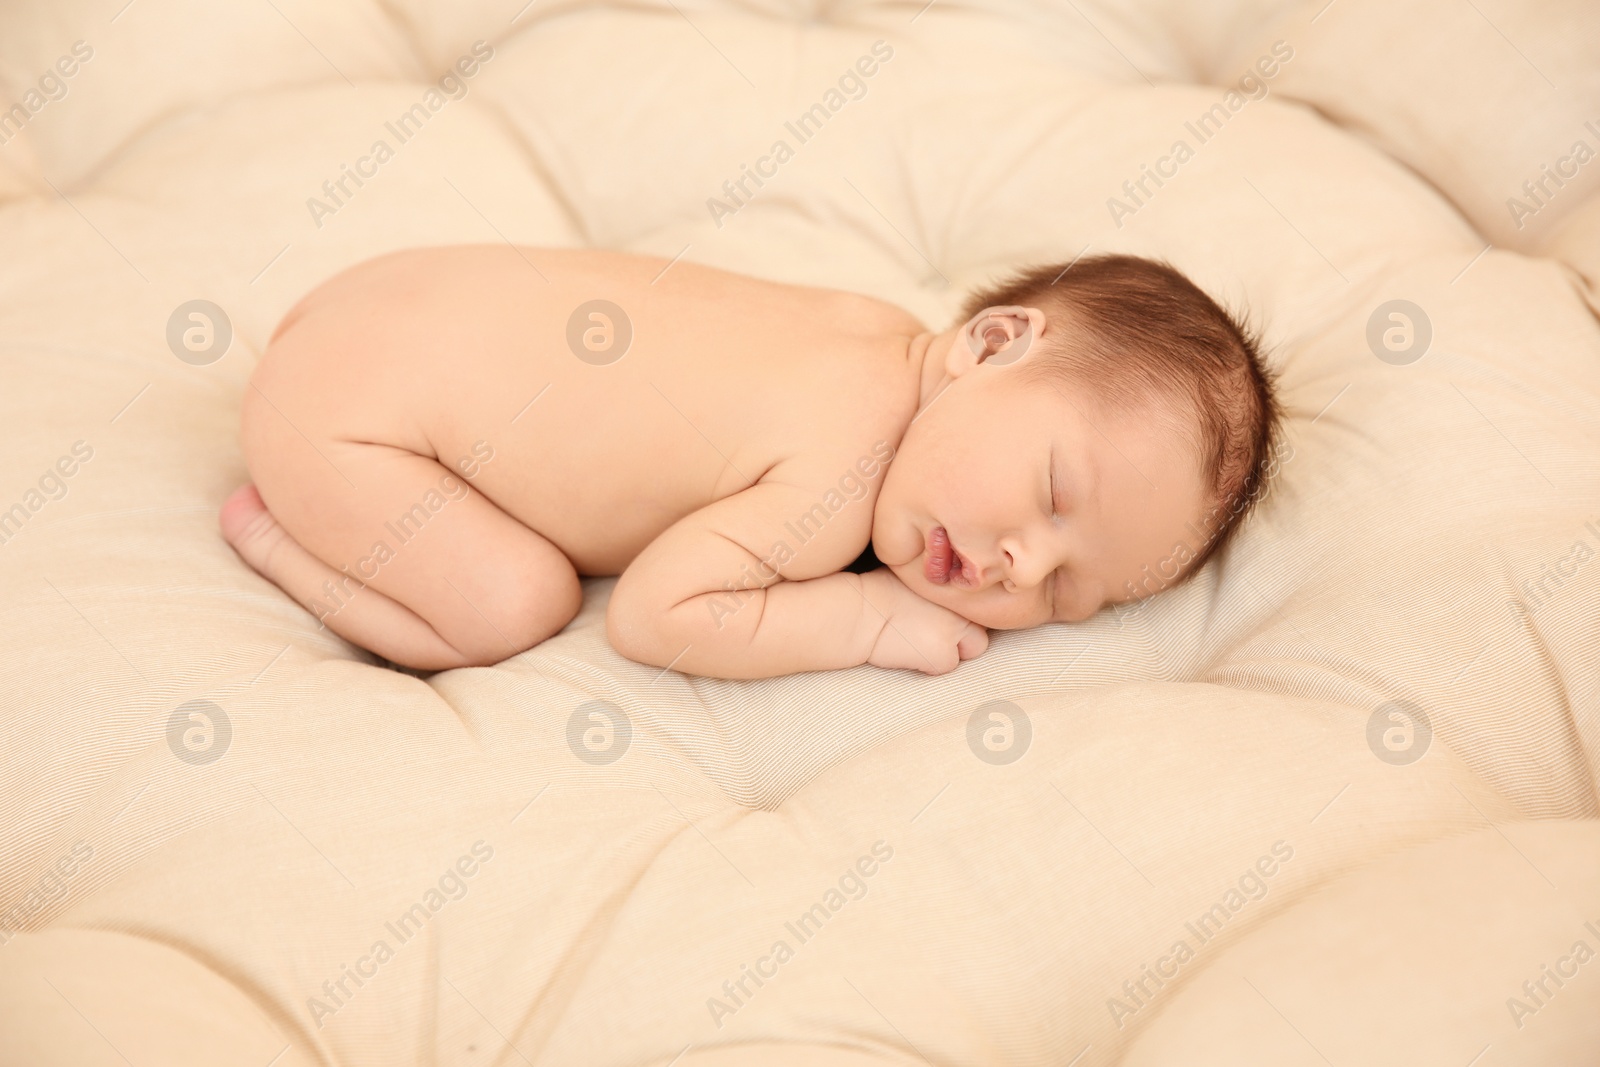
219, 484, 265, 542
219, 484, 286, 572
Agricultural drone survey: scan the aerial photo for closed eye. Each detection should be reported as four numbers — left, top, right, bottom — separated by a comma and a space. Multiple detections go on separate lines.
1048, 451, 1072, 613
1048, 446, 1060, 520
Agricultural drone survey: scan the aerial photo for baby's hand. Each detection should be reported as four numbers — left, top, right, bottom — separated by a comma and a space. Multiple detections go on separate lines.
860, 568, 989, 675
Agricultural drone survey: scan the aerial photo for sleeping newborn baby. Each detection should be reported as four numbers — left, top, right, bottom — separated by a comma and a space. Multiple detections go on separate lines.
222, 246, 1283, 679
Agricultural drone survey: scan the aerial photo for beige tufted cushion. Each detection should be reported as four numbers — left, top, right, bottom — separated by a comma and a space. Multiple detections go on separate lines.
1, 1, 1597, 1063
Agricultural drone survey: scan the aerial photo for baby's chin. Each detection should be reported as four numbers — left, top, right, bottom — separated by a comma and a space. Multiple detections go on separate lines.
867, 519, 920, 573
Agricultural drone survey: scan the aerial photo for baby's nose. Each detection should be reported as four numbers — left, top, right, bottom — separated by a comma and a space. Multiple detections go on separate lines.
1001, 547, 1052, 590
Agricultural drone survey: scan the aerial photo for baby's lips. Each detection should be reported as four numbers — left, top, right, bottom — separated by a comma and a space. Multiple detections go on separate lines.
924, 525, 952, 585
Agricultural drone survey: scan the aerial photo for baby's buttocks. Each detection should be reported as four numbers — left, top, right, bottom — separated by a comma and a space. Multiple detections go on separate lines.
256, 245, 920, 576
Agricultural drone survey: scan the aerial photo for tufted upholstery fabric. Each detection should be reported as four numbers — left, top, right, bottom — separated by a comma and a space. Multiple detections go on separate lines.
1, 1, 1598, 1063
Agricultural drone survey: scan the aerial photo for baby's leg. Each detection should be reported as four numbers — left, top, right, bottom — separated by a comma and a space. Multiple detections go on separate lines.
224, 432, 580, 670
222, 484, 468, 668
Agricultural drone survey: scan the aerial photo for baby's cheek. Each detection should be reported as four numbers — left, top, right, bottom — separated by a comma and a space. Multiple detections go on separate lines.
976, 591, 1048, 631
1052, 584, 1102, 625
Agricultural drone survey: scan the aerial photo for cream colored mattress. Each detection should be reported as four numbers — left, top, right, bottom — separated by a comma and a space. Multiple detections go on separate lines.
2, 1, 1599, 1063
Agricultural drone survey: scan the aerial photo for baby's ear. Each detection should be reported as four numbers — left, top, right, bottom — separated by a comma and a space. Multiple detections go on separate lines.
954, 305, 1046, 371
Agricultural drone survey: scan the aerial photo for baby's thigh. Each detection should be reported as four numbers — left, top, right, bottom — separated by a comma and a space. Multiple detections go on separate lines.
240, 392, 580, 656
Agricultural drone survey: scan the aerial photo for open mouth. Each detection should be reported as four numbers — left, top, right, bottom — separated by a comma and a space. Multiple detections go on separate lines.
924, 525, 971, 587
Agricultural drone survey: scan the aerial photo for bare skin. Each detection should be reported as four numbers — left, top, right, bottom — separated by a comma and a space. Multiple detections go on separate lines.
222, 245, 1209, 679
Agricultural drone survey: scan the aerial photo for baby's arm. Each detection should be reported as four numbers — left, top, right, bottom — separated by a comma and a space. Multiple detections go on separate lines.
606, 459, 985, 679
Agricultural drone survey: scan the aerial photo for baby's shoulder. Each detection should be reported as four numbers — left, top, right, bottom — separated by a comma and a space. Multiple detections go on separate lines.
796, 288, 925, 402
761, 322, 915, 504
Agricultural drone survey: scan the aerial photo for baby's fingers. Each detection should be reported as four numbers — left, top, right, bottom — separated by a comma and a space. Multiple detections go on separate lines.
957, 623, 989, 661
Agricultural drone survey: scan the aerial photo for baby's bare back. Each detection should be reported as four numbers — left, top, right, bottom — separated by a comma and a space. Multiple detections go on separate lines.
256, 245, 921, 576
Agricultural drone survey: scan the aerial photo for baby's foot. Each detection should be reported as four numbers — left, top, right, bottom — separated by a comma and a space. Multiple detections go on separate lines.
220, 483, 288, 578
217, 483, 478, 669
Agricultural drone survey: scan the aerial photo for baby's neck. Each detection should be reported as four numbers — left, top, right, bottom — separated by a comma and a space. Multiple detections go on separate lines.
908, 329, 955, 414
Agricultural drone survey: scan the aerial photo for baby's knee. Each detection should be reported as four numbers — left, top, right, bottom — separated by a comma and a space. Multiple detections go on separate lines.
447, 558, 582, 664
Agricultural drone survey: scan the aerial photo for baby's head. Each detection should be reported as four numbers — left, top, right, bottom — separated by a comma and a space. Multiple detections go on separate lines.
873, 253, 1285, 629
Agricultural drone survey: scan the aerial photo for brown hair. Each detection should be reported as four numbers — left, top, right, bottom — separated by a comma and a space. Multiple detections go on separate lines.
957, 253, 1286, 579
